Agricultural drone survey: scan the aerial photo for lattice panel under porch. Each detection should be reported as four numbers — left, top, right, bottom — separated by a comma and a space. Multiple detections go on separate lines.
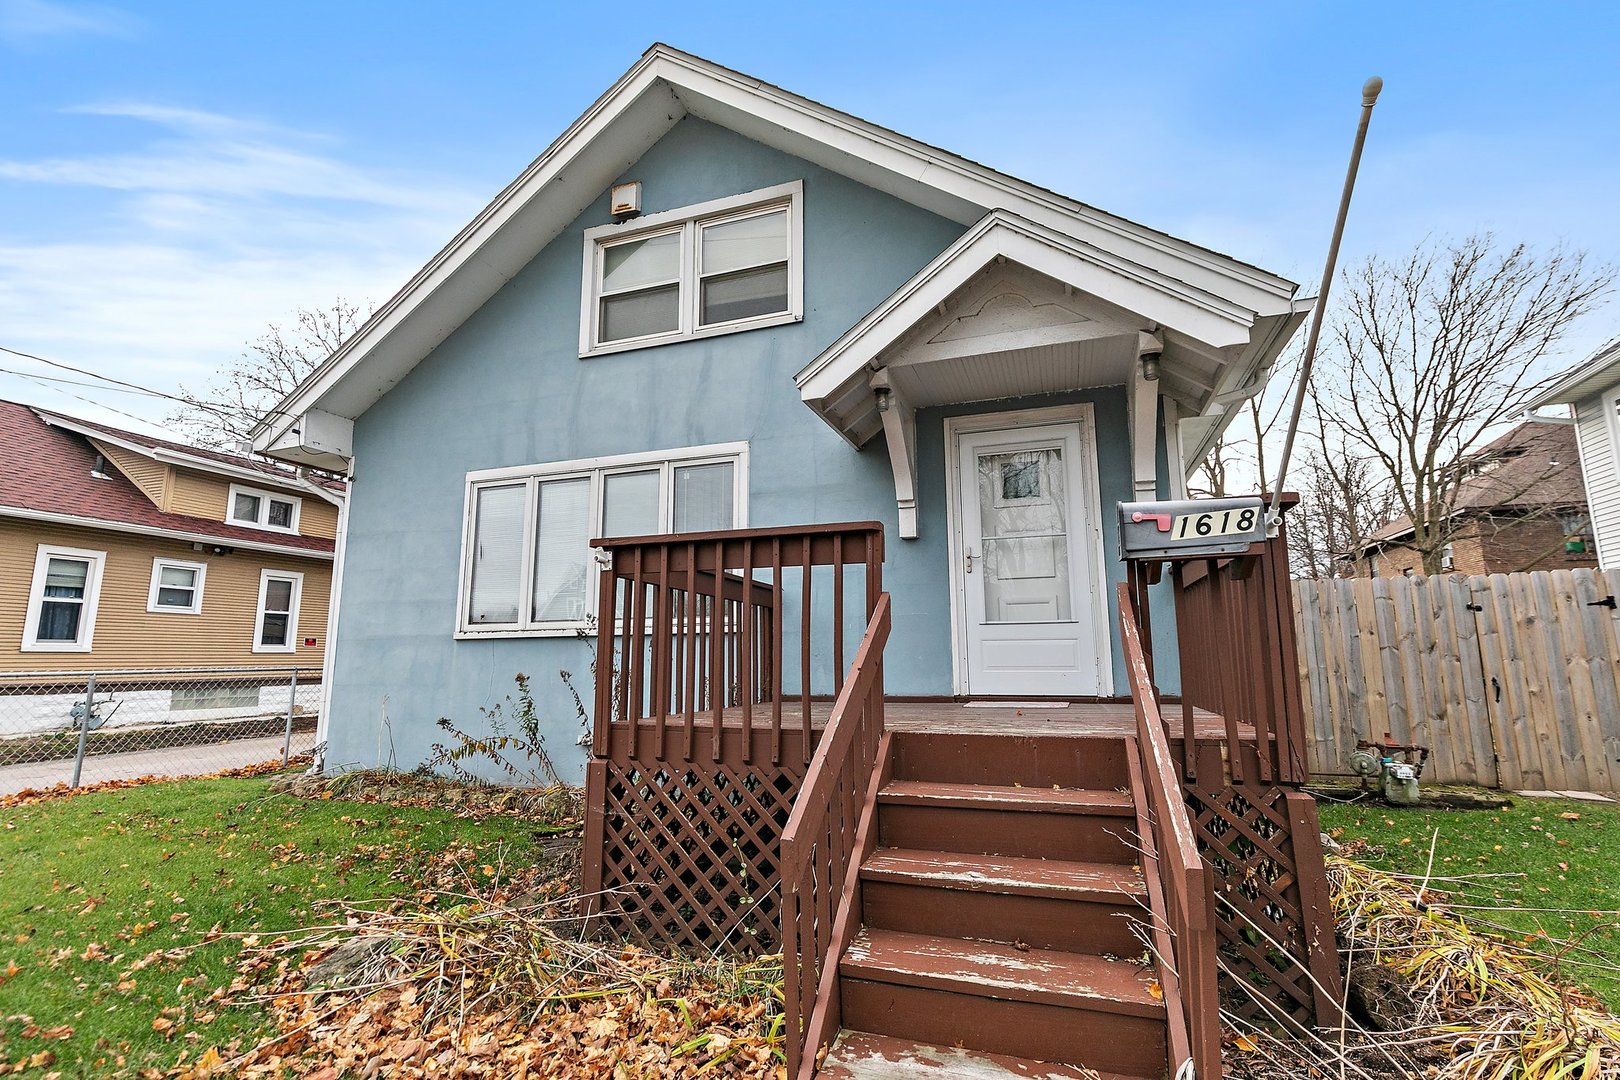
595, 757, 804, 954
1188, 784, 1342, 1028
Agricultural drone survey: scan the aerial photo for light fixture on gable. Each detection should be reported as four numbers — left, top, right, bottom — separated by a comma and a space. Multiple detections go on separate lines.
610, 181, 642, 220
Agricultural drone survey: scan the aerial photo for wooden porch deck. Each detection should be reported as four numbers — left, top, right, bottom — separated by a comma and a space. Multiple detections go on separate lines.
629, 699, 1247, 740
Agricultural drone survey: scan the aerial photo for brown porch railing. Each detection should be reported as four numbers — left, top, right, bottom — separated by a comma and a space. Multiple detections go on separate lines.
1119, 583, 1221, 1080
582, 522, 885, 956
589, 522, 884, 765
781, 593, 890, 1080
1170, 500, 1308, 784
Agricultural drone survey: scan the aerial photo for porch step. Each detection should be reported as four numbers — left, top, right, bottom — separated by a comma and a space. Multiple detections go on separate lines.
878, 780, 1134, 815
862, 849, 1144, 904
817, 1030, 1155, 1080
890, 732, 1129, 790
839, 929, 1167, 1074
876, 781, 1137, 862
860, 848, 1146, 955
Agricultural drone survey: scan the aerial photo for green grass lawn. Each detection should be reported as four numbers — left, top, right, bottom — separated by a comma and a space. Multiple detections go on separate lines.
0, 774, 553, 1077
1317, 793, 1620, 1009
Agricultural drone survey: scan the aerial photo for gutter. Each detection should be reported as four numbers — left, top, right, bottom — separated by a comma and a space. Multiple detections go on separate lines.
0, 505, 335, 560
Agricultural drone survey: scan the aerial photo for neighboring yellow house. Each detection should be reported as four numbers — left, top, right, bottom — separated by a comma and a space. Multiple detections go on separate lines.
0, 400, 340, 673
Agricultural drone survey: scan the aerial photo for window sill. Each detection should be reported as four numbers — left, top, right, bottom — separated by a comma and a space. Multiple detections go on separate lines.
580, 310, 801, 359
252, 644, 298, 655
147, 605, 203, 616
455, 626, 593, 641
21, 641, 92, 653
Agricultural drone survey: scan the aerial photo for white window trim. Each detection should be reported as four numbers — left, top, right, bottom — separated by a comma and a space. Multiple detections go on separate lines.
579, 181, 804, 358
456, 442, 750, 639
226, 483, 303, 535
147, 557, 208, 615
22, 544, 106, 653
253, 569, 304, 654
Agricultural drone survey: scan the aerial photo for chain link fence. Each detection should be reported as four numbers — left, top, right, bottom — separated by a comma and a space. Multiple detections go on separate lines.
0, 667, 320, 795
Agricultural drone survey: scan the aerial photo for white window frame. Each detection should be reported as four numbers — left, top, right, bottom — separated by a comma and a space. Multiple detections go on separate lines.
226, 483, 302, 535
253, 569, 304, 654
579, 181, 804, 357
456, 442, 749, 639
147, 557, 207, 615
22, 544, 106, 653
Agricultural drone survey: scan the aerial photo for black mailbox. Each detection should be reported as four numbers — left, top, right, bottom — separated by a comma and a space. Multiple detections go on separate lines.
1118, 497, 1267, 560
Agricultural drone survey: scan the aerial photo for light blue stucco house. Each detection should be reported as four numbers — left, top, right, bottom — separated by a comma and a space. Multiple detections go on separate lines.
253, 46, 1348, 1078
252, 45, 1309, 780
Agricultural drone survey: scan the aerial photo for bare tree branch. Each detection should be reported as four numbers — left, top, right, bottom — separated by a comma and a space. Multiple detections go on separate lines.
167, 299, 368, 451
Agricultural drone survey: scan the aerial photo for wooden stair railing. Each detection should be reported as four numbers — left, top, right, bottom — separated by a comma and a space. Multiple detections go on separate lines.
1119, 582, 1222, 1080
781, 593, 891, 1080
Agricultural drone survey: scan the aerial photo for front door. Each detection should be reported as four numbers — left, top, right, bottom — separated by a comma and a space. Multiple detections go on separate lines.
952, 415, 1108, 697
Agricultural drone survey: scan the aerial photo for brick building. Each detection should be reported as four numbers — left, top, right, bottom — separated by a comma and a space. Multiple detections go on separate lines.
1351, 419, 1596, 577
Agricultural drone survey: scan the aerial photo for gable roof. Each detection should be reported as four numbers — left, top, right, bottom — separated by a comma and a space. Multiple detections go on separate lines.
795, 209, 1306, 450
1361, 420, 1588, 549
0, 401, 335, 558
1528, 336, 1620, 409
252, 43, 1305, 467
34, 408, 344, 501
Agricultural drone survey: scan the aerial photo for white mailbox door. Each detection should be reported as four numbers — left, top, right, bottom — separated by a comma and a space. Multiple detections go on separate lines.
953, 417, 1108, 697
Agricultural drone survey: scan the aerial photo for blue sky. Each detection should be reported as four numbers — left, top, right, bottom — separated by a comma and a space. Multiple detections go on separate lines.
2, 0, 1617, 435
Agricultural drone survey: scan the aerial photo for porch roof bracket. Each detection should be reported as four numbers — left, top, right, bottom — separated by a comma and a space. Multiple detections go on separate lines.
870, 369, 920, 539
1129, 331, 1163, 500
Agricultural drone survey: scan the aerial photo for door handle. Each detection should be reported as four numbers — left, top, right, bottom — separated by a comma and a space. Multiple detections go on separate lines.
965, 548, 975, 575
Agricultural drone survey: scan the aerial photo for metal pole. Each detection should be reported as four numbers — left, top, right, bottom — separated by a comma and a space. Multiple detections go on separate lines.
282, 669, 298, 766
70, 673, 95, 789
1269, 76, 1384, 521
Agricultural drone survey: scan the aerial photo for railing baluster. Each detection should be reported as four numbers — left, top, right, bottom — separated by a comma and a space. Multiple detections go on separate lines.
800, 536, 812, 756
711, 540, 725, 765
741, 541, 754, 764
652, 544, 671, 760
833, 539, 845, 693
594, 551, 617, 757
772, 538, 783, 765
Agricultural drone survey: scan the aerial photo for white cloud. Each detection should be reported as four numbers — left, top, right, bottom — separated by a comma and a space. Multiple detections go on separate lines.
0, 0, 136, 43
0, 102, 484, 426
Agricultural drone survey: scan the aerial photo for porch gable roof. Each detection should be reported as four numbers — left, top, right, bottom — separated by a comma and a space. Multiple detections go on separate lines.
251, 43, 1306, 470
794, 209, 1308, 455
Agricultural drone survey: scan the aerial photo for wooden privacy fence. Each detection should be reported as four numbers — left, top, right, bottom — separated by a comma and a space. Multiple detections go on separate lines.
1296, 568, 1620, 792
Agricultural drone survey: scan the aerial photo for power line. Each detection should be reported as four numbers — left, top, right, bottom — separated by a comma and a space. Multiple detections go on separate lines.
0, 364, 172, 398
5, 370, 173, 430
0, 343, 208, 410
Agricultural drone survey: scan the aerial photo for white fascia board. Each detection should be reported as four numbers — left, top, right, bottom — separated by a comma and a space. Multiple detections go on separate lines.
253, 43, 1302, 452
655, 46, 1300, 308
250, 60, 684, 451
0, 505, 336, 560
797, 211, 1261, 406
34, 409, 314, 494
1528, 340, 1620, 410
1180, 302, 1311, 470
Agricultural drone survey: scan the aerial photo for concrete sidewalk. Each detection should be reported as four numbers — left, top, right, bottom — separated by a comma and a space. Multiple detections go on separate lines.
0, 734, 307, 796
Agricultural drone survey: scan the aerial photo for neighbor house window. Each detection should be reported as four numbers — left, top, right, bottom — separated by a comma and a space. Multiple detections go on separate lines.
147, 558, 206, 614
458, 443, 747, 636
254, 570, 303, 653
227, 483, 301, 533
580, 181, 802, 356
22, 545, 106, 652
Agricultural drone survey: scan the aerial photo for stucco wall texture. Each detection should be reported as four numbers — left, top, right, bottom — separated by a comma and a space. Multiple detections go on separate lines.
326, 118, 1169, 778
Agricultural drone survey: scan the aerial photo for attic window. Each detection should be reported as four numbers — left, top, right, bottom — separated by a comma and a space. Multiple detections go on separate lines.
580, 181, 803, 357
227, 483, 301, 534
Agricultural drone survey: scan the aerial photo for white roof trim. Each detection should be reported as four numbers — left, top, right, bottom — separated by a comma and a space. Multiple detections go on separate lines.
251, 43, 1302, 459
797, 211, 1265, 403
34, 409, 330, 498
0, 505, 335, 560
1528, 338, 1620, 409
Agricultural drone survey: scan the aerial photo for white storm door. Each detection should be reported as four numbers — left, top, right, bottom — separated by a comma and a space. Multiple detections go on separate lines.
955, 421, 1105, 696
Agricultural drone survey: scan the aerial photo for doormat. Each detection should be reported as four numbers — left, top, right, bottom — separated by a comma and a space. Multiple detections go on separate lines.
962, 700, 1071, 709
